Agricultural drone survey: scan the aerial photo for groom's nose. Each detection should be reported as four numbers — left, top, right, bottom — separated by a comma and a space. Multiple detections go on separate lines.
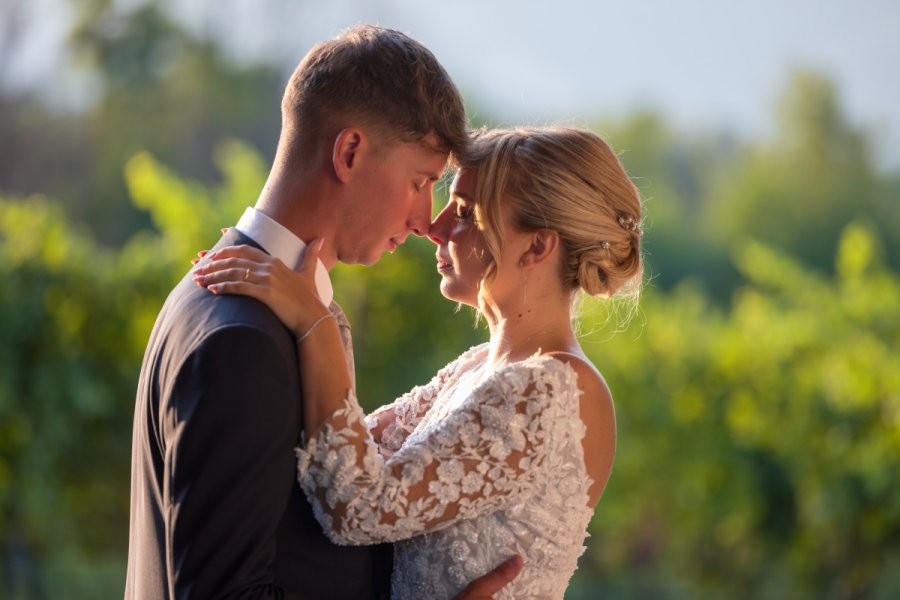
407, 192, 433, 237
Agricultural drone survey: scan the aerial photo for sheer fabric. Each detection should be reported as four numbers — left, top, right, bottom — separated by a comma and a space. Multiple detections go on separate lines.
296, 344, 595, 599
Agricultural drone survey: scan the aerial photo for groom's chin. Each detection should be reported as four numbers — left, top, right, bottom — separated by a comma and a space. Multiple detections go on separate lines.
337, 246, 381, 267
357, 251, 384, 267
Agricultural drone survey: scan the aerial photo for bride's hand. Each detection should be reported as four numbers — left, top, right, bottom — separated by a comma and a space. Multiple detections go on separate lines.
191, 239, 330, 336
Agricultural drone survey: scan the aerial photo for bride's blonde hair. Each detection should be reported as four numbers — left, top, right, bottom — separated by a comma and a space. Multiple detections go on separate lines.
455, 127, 643, 301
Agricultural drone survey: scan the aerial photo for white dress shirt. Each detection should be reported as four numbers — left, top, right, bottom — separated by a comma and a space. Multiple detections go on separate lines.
234, 207, 333, 306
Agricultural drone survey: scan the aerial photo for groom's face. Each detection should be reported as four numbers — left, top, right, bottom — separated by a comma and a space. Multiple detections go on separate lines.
338, 136, 449, 266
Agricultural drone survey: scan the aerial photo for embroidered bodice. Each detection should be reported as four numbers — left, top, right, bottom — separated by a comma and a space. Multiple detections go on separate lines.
296, 344, 596, 599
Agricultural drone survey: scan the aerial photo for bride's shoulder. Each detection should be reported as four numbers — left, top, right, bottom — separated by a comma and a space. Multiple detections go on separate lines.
481, 351, 605, 402
542, 352, 613, 408
507, 352, 614, 424
542, 352, 617, 506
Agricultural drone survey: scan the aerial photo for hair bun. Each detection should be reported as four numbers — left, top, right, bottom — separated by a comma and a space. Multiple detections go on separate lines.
573, 246, 612, 297
574, 240, 641, 298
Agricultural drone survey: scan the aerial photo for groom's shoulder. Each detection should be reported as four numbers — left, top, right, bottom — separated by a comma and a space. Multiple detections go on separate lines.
154, 270, 292, 359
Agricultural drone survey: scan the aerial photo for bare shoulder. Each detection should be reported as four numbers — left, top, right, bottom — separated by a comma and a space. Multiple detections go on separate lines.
545, 352, 613, 408
545, 351, 617, 507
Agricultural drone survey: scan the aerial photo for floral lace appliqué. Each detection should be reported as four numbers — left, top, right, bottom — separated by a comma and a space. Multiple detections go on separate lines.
296, 346, 596, 599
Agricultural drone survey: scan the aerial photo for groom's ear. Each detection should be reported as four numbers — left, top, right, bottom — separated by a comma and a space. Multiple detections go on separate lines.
332, 128, 364, 183
519, 229, 560, 268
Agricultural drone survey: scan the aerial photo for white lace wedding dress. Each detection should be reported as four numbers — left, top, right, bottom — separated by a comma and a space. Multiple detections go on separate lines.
296, 343, 596, 599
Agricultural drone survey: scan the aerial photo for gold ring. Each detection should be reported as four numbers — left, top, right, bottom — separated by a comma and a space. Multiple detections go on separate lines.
243, 268, 250, 281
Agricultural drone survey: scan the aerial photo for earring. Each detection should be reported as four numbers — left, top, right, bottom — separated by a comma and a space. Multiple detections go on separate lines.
523, 270, 528, 306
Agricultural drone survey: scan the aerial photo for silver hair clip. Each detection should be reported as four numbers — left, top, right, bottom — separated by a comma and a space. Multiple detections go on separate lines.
618, 214, 639, 232
599, 241, 611, 249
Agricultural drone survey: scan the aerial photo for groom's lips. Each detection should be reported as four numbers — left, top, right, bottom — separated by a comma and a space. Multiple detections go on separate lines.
388, 234, 408, 253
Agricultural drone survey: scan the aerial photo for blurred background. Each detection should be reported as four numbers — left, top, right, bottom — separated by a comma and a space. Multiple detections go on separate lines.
1, 0, 898, 597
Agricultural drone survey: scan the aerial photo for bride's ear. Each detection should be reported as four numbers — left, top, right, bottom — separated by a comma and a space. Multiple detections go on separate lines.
518, 229, 559, 268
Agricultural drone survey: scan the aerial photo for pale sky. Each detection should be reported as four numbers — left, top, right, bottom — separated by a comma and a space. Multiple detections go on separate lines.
5, 0, 900, 166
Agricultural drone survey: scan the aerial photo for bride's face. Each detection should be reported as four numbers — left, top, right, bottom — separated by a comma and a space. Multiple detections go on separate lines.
429, 169, 490, 306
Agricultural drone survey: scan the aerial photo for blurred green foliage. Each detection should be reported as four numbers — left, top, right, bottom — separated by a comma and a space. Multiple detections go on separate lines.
2, 3, 899, 598
3, 131, 899, 597
571, 224, 900, 599
1, 0, 283, 246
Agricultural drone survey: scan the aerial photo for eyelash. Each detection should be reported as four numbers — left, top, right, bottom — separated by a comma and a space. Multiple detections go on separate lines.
454, 204, 474, 223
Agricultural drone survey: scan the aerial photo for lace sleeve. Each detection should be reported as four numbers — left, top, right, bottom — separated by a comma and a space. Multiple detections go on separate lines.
365, 379, 439, 458
365, 345, 486, 457
296, 357, 578, 545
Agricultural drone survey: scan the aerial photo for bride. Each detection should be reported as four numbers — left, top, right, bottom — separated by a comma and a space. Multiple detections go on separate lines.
193, 126, 643, 598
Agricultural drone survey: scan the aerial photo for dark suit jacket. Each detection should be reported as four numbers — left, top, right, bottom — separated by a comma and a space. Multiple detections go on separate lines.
125, 230, 392, 599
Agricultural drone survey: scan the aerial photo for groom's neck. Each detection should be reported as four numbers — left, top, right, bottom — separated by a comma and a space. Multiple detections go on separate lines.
254, 170, 340, 269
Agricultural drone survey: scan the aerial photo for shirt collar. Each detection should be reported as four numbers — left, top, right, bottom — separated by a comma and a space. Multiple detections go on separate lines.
234, 207, 333, 306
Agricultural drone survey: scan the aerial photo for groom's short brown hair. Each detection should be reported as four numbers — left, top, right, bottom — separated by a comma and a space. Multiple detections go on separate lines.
281, 25, 467, 161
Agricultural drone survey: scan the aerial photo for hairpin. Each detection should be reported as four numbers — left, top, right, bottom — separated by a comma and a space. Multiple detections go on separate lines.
618, 214, 639, 232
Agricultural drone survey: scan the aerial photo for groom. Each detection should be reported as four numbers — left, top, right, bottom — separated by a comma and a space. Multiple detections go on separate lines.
126, 25, 520, 599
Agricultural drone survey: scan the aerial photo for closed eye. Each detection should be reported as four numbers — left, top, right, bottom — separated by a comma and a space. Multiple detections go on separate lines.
454, 203, 474, 223
417, 179, 435, 194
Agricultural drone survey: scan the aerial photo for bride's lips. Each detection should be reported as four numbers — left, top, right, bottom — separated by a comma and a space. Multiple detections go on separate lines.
436, 255, 453, 273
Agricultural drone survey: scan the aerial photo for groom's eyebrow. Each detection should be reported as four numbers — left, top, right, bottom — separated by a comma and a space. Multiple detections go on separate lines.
417, 169, 442, 181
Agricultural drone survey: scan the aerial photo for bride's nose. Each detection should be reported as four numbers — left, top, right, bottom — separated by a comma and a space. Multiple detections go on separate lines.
428, 206, 451, 246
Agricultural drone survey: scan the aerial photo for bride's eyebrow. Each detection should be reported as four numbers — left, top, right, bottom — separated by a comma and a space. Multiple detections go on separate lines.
451, 191, 475, 203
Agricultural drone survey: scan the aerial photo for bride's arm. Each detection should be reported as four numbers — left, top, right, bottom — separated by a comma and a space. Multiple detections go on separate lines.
366, 391, 424, 456
367, 351, 478, 456
296, 360, 573, 546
